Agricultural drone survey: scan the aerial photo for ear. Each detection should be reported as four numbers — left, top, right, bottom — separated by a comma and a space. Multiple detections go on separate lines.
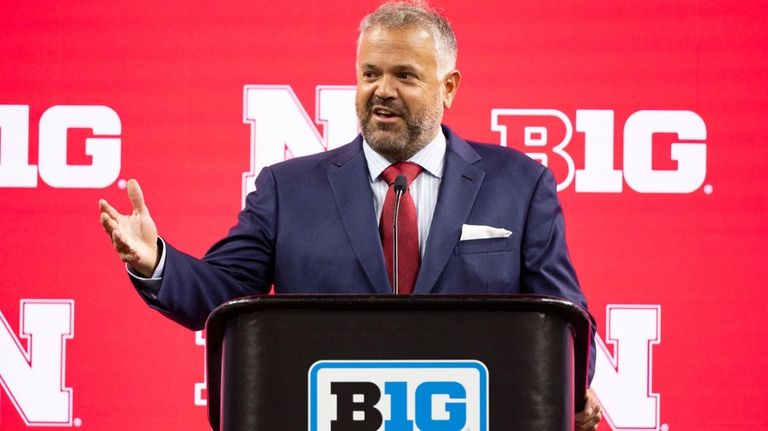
441, 69, 462, 109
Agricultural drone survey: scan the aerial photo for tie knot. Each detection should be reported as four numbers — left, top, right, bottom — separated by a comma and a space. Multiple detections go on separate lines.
381, 161, 423, 186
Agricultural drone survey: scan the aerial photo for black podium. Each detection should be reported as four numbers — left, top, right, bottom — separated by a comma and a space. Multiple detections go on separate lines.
205, 295, 592, 431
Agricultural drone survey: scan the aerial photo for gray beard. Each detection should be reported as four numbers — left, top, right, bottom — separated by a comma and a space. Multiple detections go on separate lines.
357, 98, 441, 161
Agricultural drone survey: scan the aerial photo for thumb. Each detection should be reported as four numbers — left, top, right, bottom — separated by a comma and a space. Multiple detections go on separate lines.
126, 179, 148, 214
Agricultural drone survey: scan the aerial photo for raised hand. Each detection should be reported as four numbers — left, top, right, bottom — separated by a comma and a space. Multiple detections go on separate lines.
99, 179, 159, 277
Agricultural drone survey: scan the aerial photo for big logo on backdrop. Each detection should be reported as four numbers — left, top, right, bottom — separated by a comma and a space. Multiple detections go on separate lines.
0, 105, 121, 188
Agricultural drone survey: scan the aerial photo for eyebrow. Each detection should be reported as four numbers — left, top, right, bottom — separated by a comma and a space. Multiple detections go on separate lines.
360, 63, 421, 73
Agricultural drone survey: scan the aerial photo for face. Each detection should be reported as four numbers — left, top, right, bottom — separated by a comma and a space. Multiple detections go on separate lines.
356, 25, 460, 161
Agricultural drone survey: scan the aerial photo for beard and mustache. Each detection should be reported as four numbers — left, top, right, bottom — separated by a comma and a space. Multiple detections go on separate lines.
357, 95, 442, 161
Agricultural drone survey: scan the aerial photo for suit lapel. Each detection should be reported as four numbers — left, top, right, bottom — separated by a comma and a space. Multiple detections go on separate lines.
414, 129, 485, 294
327, 138, 392, 294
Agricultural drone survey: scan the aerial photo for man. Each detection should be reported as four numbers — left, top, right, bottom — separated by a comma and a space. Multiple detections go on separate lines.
100, 2, 601, 429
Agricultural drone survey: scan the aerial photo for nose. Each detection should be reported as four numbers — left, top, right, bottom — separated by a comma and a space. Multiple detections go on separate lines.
374, 75, 397, 100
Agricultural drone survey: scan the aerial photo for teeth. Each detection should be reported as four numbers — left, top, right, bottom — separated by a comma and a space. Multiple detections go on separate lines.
374, 108, 397, 116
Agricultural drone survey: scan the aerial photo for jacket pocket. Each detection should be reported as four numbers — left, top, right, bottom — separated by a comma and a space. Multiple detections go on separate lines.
454, 236, 514, 254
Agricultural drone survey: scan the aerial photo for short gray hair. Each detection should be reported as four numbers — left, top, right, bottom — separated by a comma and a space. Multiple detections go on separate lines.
358, 1, 458, 77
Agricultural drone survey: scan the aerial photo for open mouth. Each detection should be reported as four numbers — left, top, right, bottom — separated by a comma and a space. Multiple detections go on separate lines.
372, 106, 401, 120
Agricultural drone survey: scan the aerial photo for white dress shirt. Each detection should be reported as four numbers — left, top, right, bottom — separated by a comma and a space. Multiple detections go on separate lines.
362, 131, 446, 257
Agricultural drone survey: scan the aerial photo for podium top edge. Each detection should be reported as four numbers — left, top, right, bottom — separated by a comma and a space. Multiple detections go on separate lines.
205, 294, 591, 332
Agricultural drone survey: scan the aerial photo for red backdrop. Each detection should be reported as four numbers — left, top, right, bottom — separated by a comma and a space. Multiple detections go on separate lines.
1, 1, 767, 429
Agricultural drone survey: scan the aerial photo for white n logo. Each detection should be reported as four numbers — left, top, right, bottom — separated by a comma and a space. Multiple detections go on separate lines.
0, 300, 74, 426
241, 85, 358, 205
593, 305, 661, 430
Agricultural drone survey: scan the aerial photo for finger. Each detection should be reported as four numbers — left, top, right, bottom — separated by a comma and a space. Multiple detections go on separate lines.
99, 199, 122, 220
111, 229, 133, 255
575, 408, 600, 421
126, 179, 148, 214
100, 212, 118, 236
575, 406, 594, 420
576, 408, 602, 429
576, 415, 601, 430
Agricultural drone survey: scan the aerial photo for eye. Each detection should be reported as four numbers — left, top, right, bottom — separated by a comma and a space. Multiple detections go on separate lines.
397, 72, 415, 80
362, 70, 378, 79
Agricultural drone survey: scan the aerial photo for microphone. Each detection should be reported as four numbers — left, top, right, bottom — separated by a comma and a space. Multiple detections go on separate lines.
392, 175, 407, 294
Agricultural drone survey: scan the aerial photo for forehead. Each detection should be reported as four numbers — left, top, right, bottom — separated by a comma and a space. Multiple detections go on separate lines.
356, 25, 438, 69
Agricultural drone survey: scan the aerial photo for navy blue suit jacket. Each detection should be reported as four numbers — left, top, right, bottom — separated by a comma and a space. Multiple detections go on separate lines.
139, 126, 588, 335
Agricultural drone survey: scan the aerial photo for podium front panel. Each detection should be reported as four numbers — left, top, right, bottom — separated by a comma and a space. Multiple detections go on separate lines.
207, 296, 591, 431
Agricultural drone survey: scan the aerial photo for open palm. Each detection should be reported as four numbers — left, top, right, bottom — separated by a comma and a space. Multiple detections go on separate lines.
99, 179, 159, 277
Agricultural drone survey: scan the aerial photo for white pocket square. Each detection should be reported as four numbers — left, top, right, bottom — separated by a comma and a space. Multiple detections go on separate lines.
460, 224, 513, 241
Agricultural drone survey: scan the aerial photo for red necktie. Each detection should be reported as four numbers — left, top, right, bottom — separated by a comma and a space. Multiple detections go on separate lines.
380, 162, 422, 295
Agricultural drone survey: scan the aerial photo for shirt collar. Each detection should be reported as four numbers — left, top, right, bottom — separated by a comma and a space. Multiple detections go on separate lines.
362, 130, 447, 182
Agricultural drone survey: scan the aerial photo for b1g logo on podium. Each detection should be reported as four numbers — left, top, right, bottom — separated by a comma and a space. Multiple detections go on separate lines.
308, 360, 488, 431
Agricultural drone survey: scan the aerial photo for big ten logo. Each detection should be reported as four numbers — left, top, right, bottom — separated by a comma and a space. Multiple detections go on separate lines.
0, 300, 75, 426
492, 109, 707, 193
308, 360, 488, 431
0, 105, 121, 188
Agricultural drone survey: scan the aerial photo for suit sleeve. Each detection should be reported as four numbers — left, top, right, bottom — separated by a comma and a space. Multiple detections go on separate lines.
520, 167, 597, 383
131, 167, 278, 330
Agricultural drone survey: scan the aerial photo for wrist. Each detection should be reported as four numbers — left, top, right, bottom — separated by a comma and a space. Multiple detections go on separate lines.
128, 239, 160, 277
